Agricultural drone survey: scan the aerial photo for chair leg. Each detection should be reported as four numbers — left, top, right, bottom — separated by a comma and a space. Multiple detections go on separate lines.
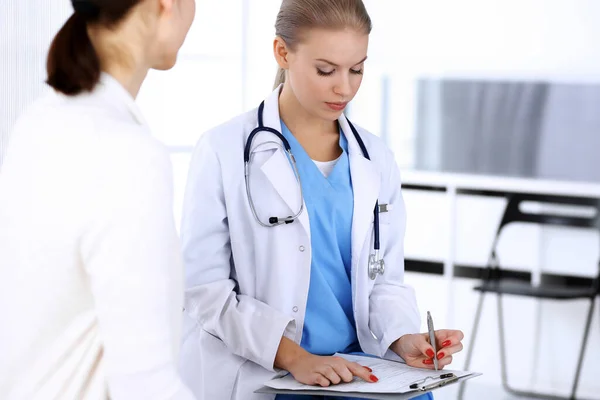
495, 296, 595, 400
496, 292, 511, 392
457, 291, 486, 400
569, 298, 595, 399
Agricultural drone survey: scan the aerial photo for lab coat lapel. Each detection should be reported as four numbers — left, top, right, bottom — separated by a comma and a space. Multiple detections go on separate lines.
338, 116, 380, 273
256, 86, 311, 237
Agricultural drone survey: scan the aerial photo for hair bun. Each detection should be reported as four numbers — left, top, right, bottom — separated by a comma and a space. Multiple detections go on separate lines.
71, 0, 100, 19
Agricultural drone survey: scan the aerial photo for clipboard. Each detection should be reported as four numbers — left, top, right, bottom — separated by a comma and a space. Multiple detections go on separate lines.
412, 373, 460, 391
255, 372, 482, 399
409, 372, 459, 391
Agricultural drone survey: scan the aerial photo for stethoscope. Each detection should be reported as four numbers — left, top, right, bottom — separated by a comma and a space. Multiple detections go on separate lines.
243, 101, 384, 280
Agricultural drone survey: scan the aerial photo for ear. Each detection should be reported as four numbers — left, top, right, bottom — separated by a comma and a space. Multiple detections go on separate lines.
273, 36, 290, 69
158, 0, 175, 13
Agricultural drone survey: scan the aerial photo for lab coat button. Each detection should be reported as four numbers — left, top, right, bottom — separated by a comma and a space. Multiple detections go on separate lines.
299, 245, 305, 252
292, 306, 299, 312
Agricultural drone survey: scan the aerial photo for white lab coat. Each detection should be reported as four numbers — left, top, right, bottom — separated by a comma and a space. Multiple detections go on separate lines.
179, 86, 421, 400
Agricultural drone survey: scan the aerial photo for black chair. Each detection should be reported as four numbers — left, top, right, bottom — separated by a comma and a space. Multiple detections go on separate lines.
458, 192, 600, 400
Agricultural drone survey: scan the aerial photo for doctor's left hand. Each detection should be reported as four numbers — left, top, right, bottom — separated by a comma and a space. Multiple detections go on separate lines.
391, 329, 464, 369
275, 337, 377, 387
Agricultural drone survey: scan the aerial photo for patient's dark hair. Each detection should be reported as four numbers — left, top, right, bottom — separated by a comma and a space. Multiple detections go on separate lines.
46, 0, 142, 95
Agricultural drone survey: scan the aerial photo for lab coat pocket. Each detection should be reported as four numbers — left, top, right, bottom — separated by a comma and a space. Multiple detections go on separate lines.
229, 359, 249, 400
378, 223, 391, 258
377, 202, 394, 225
195, 328, 246, 400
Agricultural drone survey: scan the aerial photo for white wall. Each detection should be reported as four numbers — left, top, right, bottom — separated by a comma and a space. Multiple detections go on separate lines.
368, 0, 600, 79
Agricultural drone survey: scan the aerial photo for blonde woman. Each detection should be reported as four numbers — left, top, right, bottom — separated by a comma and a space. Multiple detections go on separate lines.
0, 0, 196, 398
180, 1, 463, 399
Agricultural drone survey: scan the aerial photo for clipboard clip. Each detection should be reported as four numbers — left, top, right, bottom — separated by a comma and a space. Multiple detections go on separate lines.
409, 373, 458, 391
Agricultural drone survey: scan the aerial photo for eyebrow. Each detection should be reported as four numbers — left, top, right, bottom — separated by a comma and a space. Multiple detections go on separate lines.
315, 56, 368, 67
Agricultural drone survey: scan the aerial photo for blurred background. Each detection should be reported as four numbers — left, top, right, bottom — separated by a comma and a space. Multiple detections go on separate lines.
2, 1, 600, 399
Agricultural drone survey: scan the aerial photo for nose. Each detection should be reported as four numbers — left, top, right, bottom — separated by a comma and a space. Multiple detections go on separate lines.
333, 72, 352, 99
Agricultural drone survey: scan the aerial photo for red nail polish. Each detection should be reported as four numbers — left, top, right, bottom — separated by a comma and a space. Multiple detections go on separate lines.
365, 367, 373, 372
442, 340, 451, 347
370, 375, 379, 382
423, 359, 433, 365
437, 352, 445, 360
426, 349, 435, 358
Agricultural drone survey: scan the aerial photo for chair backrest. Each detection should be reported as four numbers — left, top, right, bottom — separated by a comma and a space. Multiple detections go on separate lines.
498, 193, 600, 233
491, 192, 600, 289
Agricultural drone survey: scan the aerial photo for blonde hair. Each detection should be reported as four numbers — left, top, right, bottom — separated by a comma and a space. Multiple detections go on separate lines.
273, 0, 372, 89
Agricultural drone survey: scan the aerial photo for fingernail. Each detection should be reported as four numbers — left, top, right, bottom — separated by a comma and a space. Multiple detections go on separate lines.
442, 340, 451, 347
370, 375, 379, 382
426, 349, 435, 358
423, 359, 433, 365
437, 352, 445, 360
364, 366, 373, 372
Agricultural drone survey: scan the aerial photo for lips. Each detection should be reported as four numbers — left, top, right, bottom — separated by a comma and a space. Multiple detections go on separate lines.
325, 102, 348, 111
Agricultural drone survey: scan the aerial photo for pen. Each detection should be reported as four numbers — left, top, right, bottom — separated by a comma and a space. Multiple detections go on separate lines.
408, 373, 455, 389
427, 311, 438, 371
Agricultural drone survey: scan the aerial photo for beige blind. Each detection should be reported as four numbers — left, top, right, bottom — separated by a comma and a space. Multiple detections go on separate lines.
0, 1, 71, 168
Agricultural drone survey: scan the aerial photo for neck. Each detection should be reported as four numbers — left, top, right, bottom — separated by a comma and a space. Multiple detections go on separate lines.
278, 83, 337, 136
88, 23, 149, 99
278, 83, 342, 162
102, 63, 148, 99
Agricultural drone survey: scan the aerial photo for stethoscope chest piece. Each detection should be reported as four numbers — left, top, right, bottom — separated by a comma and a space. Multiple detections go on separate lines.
368, 250, 385, 280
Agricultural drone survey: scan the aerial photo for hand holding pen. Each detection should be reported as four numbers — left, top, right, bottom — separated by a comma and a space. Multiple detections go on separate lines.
390, 312, 464, 370
427, 311, 439, 370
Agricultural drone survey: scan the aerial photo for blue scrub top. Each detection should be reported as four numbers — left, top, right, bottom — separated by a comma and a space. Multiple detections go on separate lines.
280, 121, 359, 356
276, 122, 433, 400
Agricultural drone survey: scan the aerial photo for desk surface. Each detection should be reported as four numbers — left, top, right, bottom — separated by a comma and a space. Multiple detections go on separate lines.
401, 170, 600, 198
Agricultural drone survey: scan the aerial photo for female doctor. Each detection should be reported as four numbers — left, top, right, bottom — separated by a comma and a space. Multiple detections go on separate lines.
179, 0, 464, 399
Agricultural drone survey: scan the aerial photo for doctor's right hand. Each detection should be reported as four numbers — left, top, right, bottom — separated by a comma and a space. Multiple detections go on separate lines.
275, 337, 378, 387
390, 329, 464, 370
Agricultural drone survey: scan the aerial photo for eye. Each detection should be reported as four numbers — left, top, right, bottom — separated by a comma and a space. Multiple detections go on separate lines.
351, 68, 364, 75
317, 68, 334, 77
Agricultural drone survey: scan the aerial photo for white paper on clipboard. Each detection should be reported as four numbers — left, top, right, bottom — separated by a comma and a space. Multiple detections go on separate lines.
264, 353, 478, 394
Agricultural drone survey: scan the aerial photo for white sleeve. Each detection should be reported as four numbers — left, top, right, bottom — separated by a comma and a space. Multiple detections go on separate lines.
369, 151, 421, 358
80, 137, 195, 400
181, 134, 294, 371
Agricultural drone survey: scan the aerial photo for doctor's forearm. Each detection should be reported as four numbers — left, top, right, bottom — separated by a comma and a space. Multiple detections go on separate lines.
274, 336, 308, 371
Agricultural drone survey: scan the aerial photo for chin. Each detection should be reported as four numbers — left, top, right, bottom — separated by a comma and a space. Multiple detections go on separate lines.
153, 55, 178, 71
320, 109, 344, 121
